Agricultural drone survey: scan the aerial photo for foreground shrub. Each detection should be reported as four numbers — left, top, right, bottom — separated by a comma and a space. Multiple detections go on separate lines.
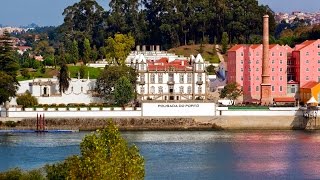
0, 121, 144, 179
0, 168, 45, 180
45, 120, 145, 179
4, 121, 17, 127
16, 91, 38, 108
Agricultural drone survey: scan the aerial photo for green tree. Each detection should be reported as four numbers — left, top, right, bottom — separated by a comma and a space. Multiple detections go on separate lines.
99, 46, 106, 60
114, 76, 134, 107
70, 40, 79, 64
45, 121, 145, 179
79, 65, 85, 79
60, 0, 105, 47
0, 168, 45, 180
16, 91, 38, 108
105, 33, 135, 65
43, 55, 55, 66
96, 65, 137, 102
219, 82, 243, 102
0, 71, 19, 105
0, 31, 20, 80
91, 45, 98, 61
58, 63, 71, 93
221, 32, 229, 54
83, 38, 91, 64
21, 68, 30, 79
206, 65, 216, 75
33, 40, 55, 58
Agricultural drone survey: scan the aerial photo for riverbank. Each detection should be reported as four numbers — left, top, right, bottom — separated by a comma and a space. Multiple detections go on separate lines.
0, 115, 318, 131
0, 117, 223, 131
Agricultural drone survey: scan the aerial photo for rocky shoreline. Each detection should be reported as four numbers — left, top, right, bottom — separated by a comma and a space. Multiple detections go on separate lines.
0, 118, 223, 131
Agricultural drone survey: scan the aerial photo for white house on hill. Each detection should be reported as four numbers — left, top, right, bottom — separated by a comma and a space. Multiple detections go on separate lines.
10, 77, 104, 105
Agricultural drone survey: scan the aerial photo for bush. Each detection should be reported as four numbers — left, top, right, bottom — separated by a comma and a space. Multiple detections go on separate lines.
4, 121, 17, 127
0, 168, 45, 180
45, 121, 145, 179
40, 67, 46, 74
79, 65, 85, 79
207, 65, 216, 75
21, 68, 30, 79
16, 91, 38, 108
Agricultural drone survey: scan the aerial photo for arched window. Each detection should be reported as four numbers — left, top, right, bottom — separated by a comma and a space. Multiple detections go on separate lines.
158, 73, 163, 83
179, 86, 184, 93
140, 73, 145, 82
150, 86, 155, 94
198, 86, 202, 94
187, 73, 192, 83
187, 86, 192, 94
150, 73, 155, 83
140, 63, 144, 70
140, 86, 145, 94
198, 63, 202, 70
180, 74, 184, 83
158, 86, 163, 93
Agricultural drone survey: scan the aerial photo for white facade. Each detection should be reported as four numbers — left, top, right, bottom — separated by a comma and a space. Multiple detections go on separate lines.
142, 102, 216, 116
131, 54, 208, 101
10, 78, 104, 105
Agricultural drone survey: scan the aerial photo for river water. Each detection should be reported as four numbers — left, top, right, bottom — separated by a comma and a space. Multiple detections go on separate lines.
1, 130, 320, 179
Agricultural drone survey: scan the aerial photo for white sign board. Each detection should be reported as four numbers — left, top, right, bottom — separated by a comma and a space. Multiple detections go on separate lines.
142, 103, 216, 117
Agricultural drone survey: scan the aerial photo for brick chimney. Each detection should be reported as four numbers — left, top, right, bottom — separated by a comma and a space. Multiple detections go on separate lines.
260, 15, 272, 105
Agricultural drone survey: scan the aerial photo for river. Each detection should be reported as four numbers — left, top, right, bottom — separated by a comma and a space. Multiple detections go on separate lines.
1, 130, 320, 179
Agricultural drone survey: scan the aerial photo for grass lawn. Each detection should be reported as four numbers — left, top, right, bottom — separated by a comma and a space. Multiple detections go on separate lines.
17, 68, 55, 81
17, 66, 102, 81
68, 66, 102, 79
168, 44, 221, 63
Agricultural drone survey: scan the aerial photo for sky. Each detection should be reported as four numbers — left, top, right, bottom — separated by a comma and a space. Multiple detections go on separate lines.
0, 0, 319, 27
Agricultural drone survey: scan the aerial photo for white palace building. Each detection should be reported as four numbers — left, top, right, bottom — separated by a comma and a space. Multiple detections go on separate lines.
8, 48, 208, 106
129, 53, 208, 101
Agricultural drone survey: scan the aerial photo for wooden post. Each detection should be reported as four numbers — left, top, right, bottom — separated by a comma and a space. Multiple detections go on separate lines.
36, 114, 39, 131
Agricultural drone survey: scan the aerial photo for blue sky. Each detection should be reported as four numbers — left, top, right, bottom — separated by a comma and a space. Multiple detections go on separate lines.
0, 0, 319, 27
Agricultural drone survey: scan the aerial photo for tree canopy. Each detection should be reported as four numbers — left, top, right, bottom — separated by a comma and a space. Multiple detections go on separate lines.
96, 65, 137, 102
16, 91, 38, 108
114, 76, 134, 107
58, 63, 71, 93
0, 31, 20, 104
0, 71, 19, 105
219, 82, 243, 101
1, 121, 145, 179
45, 121, 145, 179
54, 0, 276, 52
105, 33, 135, 65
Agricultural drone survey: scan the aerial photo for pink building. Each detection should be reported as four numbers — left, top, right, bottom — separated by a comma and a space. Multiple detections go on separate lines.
227, 44, 291, 103
291, 40, 320, 87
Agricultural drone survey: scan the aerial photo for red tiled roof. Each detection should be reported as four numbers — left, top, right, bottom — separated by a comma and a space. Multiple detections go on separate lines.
269, 44, 277, 49
301, 81, 319, 89
148, 64, 192, 71
228, 44, 244, 52
250, 44, 262, 49
273, 97, 295, 102
147, 59, 191, 71
295, 40, 317, 51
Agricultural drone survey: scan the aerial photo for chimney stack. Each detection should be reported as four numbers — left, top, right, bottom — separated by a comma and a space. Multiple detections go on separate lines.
260, 14, 272, 105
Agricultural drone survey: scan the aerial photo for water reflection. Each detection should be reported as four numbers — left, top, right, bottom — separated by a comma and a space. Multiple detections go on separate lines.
1, 131, 320, 179
232, 132, 290, 176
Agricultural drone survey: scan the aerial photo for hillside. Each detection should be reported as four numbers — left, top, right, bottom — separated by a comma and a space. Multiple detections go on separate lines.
168, 44, 221, 63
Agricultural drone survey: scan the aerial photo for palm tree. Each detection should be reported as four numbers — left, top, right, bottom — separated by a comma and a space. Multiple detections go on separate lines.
58, 63, 71, 93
